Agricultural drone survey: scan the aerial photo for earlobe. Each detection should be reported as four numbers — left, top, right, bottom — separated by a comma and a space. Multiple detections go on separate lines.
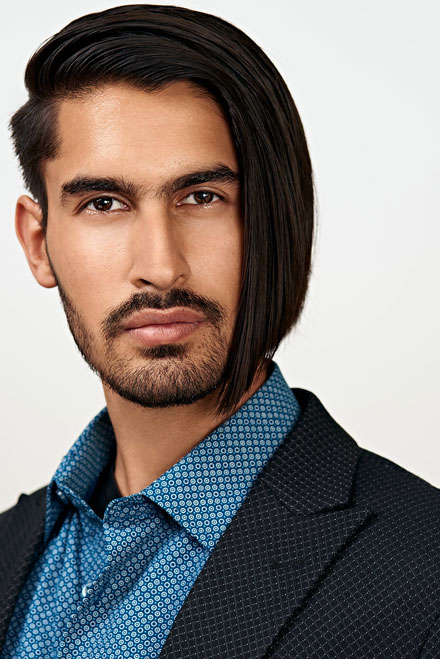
15, 195, 57, 288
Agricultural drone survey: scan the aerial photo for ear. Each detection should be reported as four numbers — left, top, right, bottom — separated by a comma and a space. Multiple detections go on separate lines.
15, 195, 57, 288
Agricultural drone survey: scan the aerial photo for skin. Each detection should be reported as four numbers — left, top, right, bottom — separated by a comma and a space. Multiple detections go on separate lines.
16, 81, 268, 496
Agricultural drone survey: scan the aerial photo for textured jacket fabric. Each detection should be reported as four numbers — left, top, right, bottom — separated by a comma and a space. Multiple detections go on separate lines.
1, 388, 439, 658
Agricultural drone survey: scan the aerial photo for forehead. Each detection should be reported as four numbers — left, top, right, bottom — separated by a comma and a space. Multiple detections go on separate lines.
44, 81, 237, 190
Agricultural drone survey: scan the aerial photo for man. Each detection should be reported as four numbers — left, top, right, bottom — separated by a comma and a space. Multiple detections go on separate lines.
0, 4, 439, 657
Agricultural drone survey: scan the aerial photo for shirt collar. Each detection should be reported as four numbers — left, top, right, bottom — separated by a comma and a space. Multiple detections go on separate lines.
46, 362, 300, 551
143, 363, 300, 550
45, 408, 115, 541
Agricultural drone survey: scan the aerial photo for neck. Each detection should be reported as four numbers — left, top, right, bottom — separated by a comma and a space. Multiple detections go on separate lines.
104, 363, 269, 496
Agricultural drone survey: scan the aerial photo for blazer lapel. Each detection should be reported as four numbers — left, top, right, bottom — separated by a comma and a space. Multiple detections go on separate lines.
160, 389, 374, 659
0, 487, 46, 649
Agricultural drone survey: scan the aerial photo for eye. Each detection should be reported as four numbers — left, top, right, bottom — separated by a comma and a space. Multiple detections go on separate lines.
83, 196, 127, 212
179, 190, 221, 206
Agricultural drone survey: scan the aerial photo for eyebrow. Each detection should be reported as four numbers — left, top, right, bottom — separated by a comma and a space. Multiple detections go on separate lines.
59, 164, 240, 206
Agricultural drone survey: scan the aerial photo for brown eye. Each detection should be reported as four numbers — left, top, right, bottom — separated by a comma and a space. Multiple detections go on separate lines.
84, 196, 126, 212
194, 191, 214, 204
181, 191, 221, 206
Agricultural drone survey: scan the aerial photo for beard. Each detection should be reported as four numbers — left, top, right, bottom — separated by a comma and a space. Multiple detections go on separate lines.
53, 273, 230, 409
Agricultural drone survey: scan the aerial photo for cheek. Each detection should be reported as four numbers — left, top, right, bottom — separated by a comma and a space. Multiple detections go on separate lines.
188, 222, 243, 311
47, 222, 129, 318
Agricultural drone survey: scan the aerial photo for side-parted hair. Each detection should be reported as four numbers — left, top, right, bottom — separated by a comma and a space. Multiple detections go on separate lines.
9, 4, 314, 415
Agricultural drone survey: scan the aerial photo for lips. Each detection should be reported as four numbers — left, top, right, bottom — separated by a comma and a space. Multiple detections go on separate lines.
122, 307, 205, 347
123, 308, 205, 330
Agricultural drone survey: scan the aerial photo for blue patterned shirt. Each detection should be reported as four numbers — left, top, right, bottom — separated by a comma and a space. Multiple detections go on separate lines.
3, 363, 300, 658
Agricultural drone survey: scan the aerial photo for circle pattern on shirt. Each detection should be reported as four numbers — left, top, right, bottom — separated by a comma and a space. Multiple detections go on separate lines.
2, 364, 300, 658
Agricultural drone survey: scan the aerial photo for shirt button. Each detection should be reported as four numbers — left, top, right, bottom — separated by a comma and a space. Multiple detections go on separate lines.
81, 582, 93, 598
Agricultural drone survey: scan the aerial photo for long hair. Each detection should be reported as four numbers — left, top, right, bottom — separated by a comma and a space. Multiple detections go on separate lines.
9, 4, 315, 415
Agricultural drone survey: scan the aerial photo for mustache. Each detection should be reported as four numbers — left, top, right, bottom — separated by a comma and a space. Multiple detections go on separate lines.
101, 288, 226, 339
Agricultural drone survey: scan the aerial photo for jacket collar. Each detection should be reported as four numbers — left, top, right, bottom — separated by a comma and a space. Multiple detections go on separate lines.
159, 388, 373, 658
261, 388, 360, 514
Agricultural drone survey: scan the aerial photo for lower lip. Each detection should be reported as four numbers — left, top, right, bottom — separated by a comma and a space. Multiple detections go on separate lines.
126, 321, 203, 346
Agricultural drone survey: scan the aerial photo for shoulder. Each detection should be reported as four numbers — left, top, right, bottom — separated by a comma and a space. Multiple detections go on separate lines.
355, 446, 440, 532
357, 445, 440, 502
291, 387, 440, 555
0, 486, 47, 534
350, 449, 440, 637
293, 386, 440, 512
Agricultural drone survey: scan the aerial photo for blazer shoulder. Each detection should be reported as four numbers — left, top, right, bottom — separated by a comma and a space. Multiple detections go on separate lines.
357, 446, 440, 503
0, 486, 47, 534
291, 387, 440, 514
355, 447, 440, 541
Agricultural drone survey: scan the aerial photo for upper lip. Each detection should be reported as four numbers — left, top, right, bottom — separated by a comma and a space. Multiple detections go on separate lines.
123, 308, 205, 330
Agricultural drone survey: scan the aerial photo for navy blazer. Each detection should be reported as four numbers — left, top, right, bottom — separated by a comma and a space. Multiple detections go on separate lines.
1, 389, 439, 657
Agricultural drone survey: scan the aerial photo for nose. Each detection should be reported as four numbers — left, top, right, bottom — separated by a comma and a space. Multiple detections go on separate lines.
127, 203, 190, 291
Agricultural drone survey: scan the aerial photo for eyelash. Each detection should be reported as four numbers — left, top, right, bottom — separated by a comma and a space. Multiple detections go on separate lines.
177, 191, 223, 206
81, 190, 223, 213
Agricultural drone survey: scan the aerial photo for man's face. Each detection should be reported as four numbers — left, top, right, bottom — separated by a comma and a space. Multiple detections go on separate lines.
41, 81, 242, 407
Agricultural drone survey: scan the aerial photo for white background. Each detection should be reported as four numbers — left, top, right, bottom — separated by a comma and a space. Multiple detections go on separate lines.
1, 0, 439, 511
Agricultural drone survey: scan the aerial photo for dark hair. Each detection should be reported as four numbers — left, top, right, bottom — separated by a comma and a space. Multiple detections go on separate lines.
10, 4, 314, 415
